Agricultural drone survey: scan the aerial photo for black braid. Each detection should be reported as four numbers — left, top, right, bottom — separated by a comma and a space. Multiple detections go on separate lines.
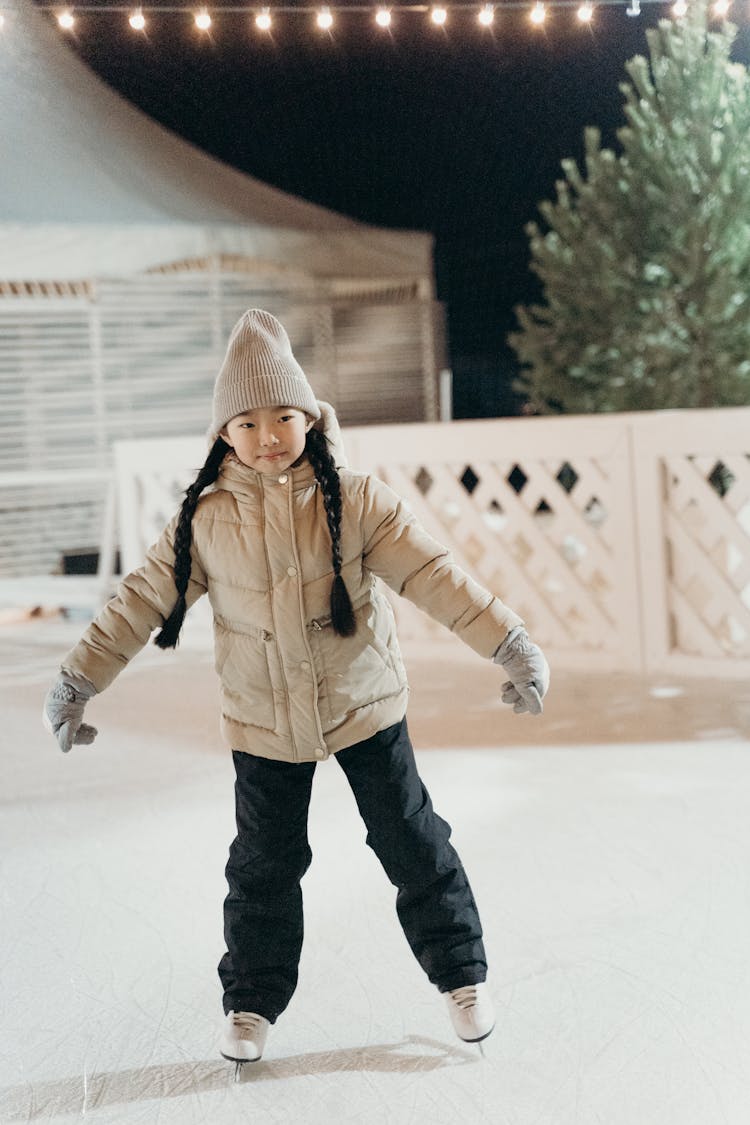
305, 427, 356, 637
154, 437, 230, 649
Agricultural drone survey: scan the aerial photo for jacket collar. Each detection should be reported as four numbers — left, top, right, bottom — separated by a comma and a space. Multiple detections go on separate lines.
219, 453, 315, 495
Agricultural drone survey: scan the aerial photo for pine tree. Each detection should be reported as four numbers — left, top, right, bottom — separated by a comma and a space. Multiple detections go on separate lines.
510, 0, 750, 413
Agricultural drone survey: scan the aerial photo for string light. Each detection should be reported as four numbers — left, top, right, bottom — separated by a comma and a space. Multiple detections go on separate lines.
25, 0, 739, 38
0, 12, 5, 28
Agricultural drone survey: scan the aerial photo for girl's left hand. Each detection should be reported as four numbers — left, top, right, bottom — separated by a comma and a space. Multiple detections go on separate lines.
493, 628, 550, 716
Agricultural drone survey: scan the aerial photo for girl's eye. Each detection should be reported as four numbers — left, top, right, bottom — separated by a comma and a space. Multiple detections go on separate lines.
240, 423, 255, 430
279, 415, 292, 422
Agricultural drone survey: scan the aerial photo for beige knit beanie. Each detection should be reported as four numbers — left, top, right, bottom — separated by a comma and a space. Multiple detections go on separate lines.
211, 309, 321, 438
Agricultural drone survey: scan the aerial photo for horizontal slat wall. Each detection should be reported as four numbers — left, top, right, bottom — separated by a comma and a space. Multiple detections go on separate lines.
0, 273, 443, 578
331, 302, 444, 424
0, 474, 106, 577
0, 307, 99, 473
96, 276, 224, 453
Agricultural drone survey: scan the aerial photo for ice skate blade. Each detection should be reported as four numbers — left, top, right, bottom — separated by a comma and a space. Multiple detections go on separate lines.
458, 1022, 495, 1045
224, 1057, 260, 1082
221, 1050, 262, 1072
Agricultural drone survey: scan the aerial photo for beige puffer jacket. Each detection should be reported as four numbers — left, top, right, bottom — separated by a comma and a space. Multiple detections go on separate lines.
62, 404, 523, 763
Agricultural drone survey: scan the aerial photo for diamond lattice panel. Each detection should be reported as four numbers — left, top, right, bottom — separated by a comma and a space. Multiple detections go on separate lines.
664, 453, 750, 658
378, 452, 622, 655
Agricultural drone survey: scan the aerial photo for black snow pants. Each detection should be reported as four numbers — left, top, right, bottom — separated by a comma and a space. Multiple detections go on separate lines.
217, 717, 487, 1022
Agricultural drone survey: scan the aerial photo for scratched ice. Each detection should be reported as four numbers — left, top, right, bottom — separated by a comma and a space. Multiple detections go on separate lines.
2, 616, 750, 1124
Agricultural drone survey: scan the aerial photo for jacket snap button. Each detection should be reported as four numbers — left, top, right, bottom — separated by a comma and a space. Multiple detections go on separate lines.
300, 660, 311, 670
315, 747, 326, 759
287, 566, 297, 577
278, 474, 288, 484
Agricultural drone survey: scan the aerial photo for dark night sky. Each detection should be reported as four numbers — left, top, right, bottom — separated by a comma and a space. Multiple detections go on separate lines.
44, 1, 750, 416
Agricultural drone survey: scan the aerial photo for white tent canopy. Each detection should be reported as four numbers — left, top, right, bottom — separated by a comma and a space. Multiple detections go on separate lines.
0, 0, 434, 283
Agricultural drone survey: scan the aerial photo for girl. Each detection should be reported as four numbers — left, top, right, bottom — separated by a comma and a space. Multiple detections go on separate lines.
44, 309, 549, 1065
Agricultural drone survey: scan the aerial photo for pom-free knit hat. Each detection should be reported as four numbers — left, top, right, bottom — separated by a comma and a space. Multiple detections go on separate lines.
211, 309, 321, 438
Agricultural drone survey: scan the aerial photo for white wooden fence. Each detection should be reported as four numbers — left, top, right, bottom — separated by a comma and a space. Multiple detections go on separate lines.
108, 406, 750, 679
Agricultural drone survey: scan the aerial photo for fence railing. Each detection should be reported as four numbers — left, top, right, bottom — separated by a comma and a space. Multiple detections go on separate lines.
105, 406, 750, 678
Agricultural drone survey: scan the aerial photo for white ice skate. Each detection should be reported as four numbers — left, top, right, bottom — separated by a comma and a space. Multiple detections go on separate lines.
445, 983, 495, 1048
220, 1010, 269, 1077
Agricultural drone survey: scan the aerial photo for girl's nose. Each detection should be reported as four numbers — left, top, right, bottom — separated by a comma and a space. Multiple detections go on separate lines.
259, 430, 280, 446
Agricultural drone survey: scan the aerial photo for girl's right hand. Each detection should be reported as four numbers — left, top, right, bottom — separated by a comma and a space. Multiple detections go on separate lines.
43, 673, 98, 753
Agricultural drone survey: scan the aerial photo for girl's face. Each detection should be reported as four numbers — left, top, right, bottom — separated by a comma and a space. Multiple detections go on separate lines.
221, 406, 314, 474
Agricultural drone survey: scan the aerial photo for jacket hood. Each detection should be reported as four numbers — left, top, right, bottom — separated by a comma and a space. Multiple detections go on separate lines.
313, 400, 348, 469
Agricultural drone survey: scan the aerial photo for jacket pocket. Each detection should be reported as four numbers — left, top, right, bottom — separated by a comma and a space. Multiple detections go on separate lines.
213, 615, 276, 732
308, 596, 404, 729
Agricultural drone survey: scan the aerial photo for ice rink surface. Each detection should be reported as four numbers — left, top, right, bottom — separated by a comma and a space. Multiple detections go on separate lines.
2, 615, 750, 1124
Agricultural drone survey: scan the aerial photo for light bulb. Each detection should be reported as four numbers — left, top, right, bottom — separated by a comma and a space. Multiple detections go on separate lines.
376, 7, 392, 26
672, 0, 687, 14
713, 0, 730, 14
478, 4, 494, 25
256, 7, 272, 30
577, 2, 593, 20
57, 9, 75, 29
129, 8, 146, 30
626, 0, 640, 14
0, 13, 5, 29
195, 8, 212, 30
530, 1, 546, 24
316, 6, 333, 28
431, 6, 448, 24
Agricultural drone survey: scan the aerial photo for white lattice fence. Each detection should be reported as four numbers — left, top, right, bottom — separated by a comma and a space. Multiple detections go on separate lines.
110, 407, 750, 678
633, 409, 750, 677
345, 416, 644, 672
114, 437, 209, 573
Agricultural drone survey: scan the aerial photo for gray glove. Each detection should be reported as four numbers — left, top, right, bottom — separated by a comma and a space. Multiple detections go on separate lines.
43, 671, 98, 753
493, 627, 550, 716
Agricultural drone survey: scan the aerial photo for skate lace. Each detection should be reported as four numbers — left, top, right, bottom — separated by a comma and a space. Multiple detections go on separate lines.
231, 1012, 264, 1037
450, 985, 478, 1011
